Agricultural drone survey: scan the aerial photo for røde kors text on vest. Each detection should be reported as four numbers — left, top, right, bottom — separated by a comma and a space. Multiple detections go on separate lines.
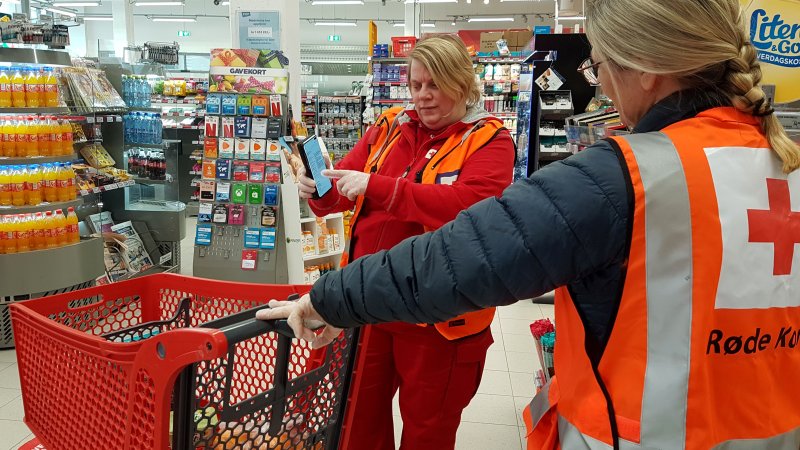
706, 327, 800, 355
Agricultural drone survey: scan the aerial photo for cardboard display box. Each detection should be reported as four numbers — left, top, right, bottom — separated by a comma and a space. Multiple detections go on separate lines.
479, 31, 504, 53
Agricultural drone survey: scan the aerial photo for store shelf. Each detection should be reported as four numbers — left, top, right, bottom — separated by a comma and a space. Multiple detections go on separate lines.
130, 176, 170, 185
128, 107, 163, 112
151, 96, 204, 105
0, 198, 82, 214
0, 153, 78, 165
124, 142, 165, 149
303, 249, 344, 262
163, 124, 204, 130
189, 154, 203, 161
371, 81, 408, 87
189, 170, 202, 175
0, 236, 104, 298
492, 112, 518, 118
538, 151, 573, 161
299, 212, 343, 224
0, 107, 71, 114
371, 99, 409, 104
302, 112, 316, 116
162, 111, 206, 118
0, 47, 72, 66
78, 179, 135, 196
482, 79, 519, 84
369, 57, 409, 63
474, 57, 526, 64
82, 114, 123, 123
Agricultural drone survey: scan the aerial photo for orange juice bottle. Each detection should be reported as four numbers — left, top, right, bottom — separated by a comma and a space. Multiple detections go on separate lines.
16, 215, 30, 253
10, 165, 26, 206
32, 212, 46, 250
0, 68, 11, 108
42, 163, 56, 202
66, 164, 76, 200
44, 68, 58, 107
10, 67, 25, 108
65, 206, 79, 244
0, 217, 6, 254
0, 167, 11, 206
38, 116, 50, 156
43, 211, 57, 249
3, 215, 17, 254
24, 67, 40, 108
37, 68, 47, 107
56, 163, 73, 202
26, 164, 42, 205
53, 208, 67, 246
59, 118, 73, 156
0, 116, 8, 157
13, 117, 25, 158
24, 116, 38, 157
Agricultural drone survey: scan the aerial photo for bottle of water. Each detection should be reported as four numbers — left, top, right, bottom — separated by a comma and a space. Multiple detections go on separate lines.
155, 113, 162, 143
122, 75, 130, 106
144, 80, 152, 108
133, 112, 142, 144
151, 113, 161, 144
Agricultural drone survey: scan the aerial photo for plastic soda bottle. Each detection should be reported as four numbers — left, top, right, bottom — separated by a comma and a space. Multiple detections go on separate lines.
2, 215, 17, 254
65, 206, 79, 244
43, 210, 57, 249
44, 68, 59, 108
0, 68, 11, 108
0, 116, 10, 157
38, 116, 50, 156
0, 216, 6, 254
66, 164, 76, 200
54, 163, 67, 202
53, 208, 67, 246
26, 164, 42, 205
13, 117, 25, 158
10, 67, 25, 108
24, 67, 40, 108
42, 163, 56, 202
11, 165, 26, 206
0, 167, 11, 206
59, 118, 73, 155
32, 212, 46, 250
24, 116, 38, 157
16, 215, 30, 253
37, 68, 47, 107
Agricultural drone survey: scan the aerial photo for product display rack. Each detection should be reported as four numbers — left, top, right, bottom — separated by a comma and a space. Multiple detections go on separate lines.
366, 57, 412, 124
301, 93, 317, 134
475, 56, 523, 138
315, 95, 364, 162
0, 47, 109, 347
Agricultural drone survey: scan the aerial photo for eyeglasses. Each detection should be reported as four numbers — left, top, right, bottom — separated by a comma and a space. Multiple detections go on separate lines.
578, 57, 604, 86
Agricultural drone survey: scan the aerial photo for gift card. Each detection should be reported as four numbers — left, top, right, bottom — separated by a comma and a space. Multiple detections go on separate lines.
216, 159, 232, 180
251, 118, 268, 139
261, 206, 277, 226
221, 117, 235, 138
231, 183, 247, 204
198, 202, 213, 223
248, 183, 263, 204
204, 137, 218, 159
216, 181, 231, 202
228, 204, 245, 225
232, 161, 250, 182
235, 116, 252, 138
221, 94, 237, 115
237, 95, 252, 116
267, 118, 282, 138
265, 162, 281, 183
195, 223, 212, 246
252, 95, 268, 116
270, 94, 282, 116
250, 139, 266, 160
266, 140, 281, 162
205, 116, 219, 137
206, 94, 222, 115
219, 137, 235, 159
241, 249, 258, 270
235, 139, 251, 160
212, 204, 228, 223
244, 227, 261, 248
264, 184, 279, 206
202, 160, 217, 179
260, 227, 276, 250
249, 162, 265, 183
199, 180, 216, 201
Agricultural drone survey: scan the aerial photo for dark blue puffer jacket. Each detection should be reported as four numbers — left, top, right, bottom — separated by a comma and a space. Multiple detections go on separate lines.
310, 92, 715, 355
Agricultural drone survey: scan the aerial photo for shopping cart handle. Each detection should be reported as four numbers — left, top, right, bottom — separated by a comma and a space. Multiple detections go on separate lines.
217, 317, 295, 343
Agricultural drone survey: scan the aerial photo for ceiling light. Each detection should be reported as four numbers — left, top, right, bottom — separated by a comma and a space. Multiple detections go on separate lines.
82, 15, 113, 20
52, 1, 100, 6
421, 23, 435, 27
149, 15, 197, 22
483, 0, 489, 3
393, 22, 405, 27
220, 1, 229, 4
467, 17, 514, 22
135, 1, 184, 5
404, 0, 457, 3
451, 20, 455, 25
557, 16, 586, 20
311, 0, 364, 4
314, 21, 357, 26
45, 7, 77, 17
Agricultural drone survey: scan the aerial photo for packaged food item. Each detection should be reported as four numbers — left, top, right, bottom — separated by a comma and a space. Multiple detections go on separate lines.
80, 143, 115, 168
302, 230, 315, 256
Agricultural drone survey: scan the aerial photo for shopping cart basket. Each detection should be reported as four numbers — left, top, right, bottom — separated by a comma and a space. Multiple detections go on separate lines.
9, 273, 358, 450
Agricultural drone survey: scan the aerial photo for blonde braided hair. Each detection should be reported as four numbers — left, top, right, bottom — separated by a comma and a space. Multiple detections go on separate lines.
586, 0, 800, 173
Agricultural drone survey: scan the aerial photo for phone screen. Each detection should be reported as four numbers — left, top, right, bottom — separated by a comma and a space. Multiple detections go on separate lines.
300, 137, 333, 197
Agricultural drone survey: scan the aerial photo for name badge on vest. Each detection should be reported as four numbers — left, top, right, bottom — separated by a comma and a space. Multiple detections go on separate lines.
436, 170, 460, 185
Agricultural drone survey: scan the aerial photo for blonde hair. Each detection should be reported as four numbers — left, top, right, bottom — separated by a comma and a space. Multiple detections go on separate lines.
408, 35, 481, 108
586, 0, 800, 173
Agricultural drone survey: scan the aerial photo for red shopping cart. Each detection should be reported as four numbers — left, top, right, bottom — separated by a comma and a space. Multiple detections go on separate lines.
9, 274, 358, 450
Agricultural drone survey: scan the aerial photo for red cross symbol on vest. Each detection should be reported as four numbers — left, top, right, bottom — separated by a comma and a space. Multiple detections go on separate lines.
747, 178, 800, 276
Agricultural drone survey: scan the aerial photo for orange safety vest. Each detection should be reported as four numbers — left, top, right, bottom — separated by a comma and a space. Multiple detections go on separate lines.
523, 107, 800, 449
341, 106, 507, 340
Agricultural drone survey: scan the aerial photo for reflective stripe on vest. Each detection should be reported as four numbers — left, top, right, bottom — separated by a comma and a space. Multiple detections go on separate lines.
525, 107, 800, 449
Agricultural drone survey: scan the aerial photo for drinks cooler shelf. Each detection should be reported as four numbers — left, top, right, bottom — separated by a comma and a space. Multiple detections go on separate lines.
0, 153, 77, 165
0, 197, 82, 215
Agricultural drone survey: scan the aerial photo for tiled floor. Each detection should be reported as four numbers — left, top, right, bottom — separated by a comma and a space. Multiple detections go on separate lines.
0, 217, 554, 449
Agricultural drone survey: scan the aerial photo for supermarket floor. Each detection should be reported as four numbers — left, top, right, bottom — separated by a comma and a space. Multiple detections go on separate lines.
0, 218, 552, 450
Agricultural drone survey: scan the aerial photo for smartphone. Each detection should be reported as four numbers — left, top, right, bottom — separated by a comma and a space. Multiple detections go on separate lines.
298, 136, 333, 198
